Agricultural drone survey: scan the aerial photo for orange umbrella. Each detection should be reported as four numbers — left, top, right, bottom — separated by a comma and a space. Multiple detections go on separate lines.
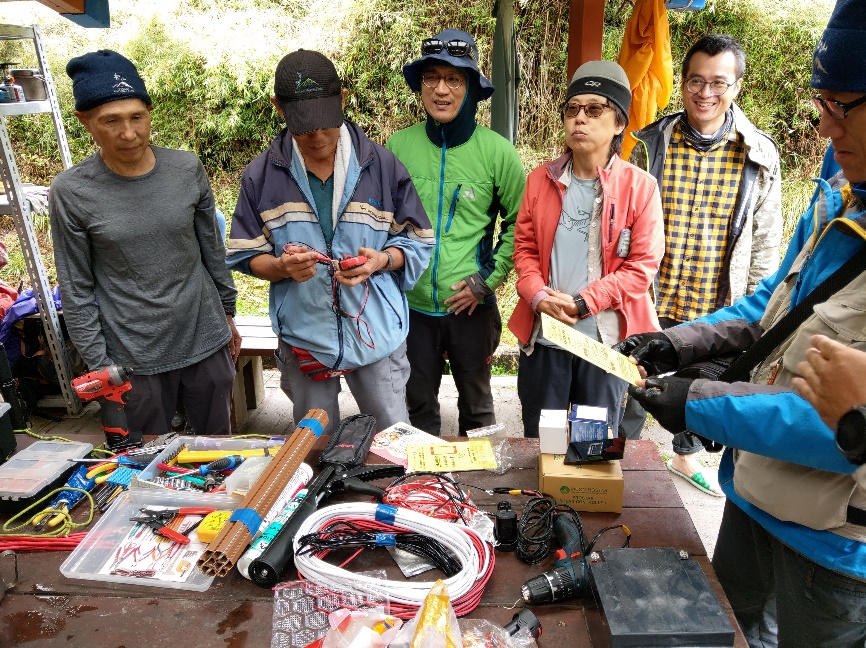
617, 0, 673, 159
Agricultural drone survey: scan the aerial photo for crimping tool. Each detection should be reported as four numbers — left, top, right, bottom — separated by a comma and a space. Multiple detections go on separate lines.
130, 507, 216, 544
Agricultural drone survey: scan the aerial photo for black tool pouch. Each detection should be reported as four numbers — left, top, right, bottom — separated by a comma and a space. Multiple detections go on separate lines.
320, 414, 376, 469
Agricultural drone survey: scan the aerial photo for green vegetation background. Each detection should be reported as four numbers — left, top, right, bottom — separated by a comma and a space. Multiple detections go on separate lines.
0, 0, 832, 346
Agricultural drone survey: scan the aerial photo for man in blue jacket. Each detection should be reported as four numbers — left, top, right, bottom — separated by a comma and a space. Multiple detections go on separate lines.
617, 2, 866, 645
226, 50, 433, 433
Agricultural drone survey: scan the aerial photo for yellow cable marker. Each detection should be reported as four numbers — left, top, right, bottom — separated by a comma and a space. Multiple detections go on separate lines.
196, 510, 232, 544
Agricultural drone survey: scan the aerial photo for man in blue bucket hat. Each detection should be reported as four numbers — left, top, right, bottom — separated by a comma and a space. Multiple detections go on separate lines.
619, 1, 866, 644
387, 29, 525, 436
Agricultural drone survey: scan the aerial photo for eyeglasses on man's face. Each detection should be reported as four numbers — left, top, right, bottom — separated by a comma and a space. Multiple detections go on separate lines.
560, 101, 612, 119
812, 94, 866, 120
421, 71, 465, 90
684, 77, 735, 96
421, 38, 477, 62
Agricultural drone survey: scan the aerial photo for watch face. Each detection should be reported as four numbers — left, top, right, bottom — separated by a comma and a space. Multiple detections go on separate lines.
837, 407, 866, 466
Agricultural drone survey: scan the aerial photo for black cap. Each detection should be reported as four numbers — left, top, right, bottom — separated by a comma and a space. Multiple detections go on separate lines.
274, 50, 343, 135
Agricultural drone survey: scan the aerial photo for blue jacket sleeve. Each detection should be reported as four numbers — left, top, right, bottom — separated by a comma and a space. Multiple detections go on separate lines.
686, 381, 856, 475
225, 168, 274, 276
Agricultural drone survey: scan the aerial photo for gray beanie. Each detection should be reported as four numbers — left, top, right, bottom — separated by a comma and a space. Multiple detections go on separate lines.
566, 60, 632, 118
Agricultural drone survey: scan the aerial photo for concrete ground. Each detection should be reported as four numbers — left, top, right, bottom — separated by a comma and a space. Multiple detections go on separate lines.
261, 370, 725, 559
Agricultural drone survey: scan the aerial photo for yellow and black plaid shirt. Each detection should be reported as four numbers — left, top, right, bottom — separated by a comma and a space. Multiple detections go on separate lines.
656, 121, 745, 322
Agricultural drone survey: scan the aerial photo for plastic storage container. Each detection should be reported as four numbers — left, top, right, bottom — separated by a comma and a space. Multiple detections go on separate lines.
0, 439, 93, 512
0, 402, 15, 462
60, 488, 218, 591
133, 435, 286, 509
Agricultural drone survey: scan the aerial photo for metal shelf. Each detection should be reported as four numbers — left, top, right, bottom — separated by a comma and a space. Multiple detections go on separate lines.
0, 23, 80, 414
0, 101, 52, 116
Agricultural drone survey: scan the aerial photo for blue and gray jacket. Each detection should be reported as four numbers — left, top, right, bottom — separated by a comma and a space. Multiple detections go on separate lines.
226, 122, 434, 370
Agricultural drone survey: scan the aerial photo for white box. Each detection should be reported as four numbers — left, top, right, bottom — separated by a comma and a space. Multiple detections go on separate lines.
538, 409, 568, 454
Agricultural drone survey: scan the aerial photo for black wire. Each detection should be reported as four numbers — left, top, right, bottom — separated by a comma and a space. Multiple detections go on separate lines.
585, 525, 630, 555
295, 521, 462, 577
515, 495, 558, 564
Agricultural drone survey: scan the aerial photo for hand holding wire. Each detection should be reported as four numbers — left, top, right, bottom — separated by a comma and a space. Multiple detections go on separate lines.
280, 245, 320, 282
334, 247, 382, 287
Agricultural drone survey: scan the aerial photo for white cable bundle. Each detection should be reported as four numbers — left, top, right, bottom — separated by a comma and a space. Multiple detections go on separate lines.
293, 502, 491, 606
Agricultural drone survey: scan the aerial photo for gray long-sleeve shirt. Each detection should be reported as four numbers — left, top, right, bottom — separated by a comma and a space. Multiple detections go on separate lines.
49, 146, 236, 374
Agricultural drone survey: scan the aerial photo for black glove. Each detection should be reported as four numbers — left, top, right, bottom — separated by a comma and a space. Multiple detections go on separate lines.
612, 332, 679, 376
628, 376, 693, 434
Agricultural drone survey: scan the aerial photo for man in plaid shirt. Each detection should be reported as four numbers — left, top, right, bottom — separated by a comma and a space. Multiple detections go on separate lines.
628, 34, 782, 495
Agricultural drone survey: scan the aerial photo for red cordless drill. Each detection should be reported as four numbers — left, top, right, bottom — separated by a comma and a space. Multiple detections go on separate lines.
72, 366, 139, 451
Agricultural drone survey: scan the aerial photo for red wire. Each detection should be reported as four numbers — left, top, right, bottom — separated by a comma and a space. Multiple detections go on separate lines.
0, 532, 88, 551
382, 479, 479, 522
283, 242, 376, 349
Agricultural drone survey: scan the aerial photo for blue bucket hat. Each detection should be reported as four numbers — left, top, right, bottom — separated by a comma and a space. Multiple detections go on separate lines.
811, 0, 866, 92
402, 29, 494, 100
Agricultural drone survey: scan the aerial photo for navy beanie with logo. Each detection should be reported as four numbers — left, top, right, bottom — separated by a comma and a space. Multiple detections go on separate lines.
811, 0, 866, 92
67, 50, 152, 112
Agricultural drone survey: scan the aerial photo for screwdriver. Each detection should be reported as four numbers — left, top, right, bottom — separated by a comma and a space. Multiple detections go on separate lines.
69, 456, 147, 468
199, 455, 244, 475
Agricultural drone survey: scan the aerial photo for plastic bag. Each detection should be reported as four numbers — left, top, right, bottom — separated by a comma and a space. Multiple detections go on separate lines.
389, 580, 463, 648
460, 619, 538, 648
321, 609, 402, 648
488, 439, 514, 474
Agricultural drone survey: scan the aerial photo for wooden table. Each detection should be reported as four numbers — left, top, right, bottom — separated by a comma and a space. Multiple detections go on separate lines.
0, 437, 745, 647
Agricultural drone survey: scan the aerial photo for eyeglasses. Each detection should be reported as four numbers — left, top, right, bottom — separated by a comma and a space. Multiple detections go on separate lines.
684, 78, 735, 96
421, 71, 465, 90
560, 101, 612, 119
421, 38, 477, 62
812, 94, 866, 120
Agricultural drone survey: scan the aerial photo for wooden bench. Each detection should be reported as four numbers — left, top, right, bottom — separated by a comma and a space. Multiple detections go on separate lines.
231, 315, 277, 432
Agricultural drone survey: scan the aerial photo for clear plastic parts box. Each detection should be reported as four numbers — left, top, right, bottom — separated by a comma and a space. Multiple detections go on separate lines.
133, 435, 286, 509
60, 489, 217, 591
0, 439, 93, 512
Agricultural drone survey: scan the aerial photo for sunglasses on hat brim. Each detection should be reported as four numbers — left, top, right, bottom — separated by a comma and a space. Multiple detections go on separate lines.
421, 38, 477, 62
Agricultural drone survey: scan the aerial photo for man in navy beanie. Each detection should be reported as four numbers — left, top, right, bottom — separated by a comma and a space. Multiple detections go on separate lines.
49, 50, 241, 445
618, 1, 866, 645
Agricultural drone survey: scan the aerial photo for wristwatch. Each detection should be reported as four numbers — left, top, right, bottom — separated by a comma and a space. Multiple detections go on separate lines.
373, 250, 394, 276
836, 405, 866, 465
574, 294, 591, 320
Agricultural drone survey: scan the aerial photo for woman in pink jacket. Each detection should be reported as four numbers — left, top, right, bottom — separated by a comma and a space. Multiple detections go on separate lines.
508, 60, 664, 438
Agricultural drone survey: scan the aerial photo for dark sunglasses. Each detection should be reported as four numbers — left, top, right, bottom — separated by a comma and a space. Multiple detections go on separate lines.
421, 38, 477, 62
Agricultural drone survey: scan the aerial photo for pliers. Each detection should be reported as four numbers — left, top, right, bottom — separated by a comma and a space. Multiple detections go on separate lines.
129, 507, 216, 544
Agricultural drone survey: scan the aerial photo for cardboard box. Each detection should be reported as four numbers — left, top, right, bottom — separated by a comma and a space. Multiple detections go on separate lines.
538, 409, 568, 454
539, 453, 624, 513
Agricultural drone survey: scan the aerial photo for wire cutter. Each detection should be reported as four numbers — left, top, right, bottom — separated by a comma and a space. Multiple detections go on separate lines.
129, 507, 216, 545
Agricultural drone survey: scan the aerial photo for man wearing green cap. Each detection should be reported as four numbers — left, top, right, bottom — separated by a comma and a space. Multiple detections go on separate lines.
387, 29, 525, 436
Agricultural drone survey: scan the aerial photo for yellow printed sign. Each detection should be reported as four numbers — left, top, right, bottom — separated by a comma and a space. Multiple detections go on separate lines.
405, 439, 498, 472
540, 313, 641, 385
